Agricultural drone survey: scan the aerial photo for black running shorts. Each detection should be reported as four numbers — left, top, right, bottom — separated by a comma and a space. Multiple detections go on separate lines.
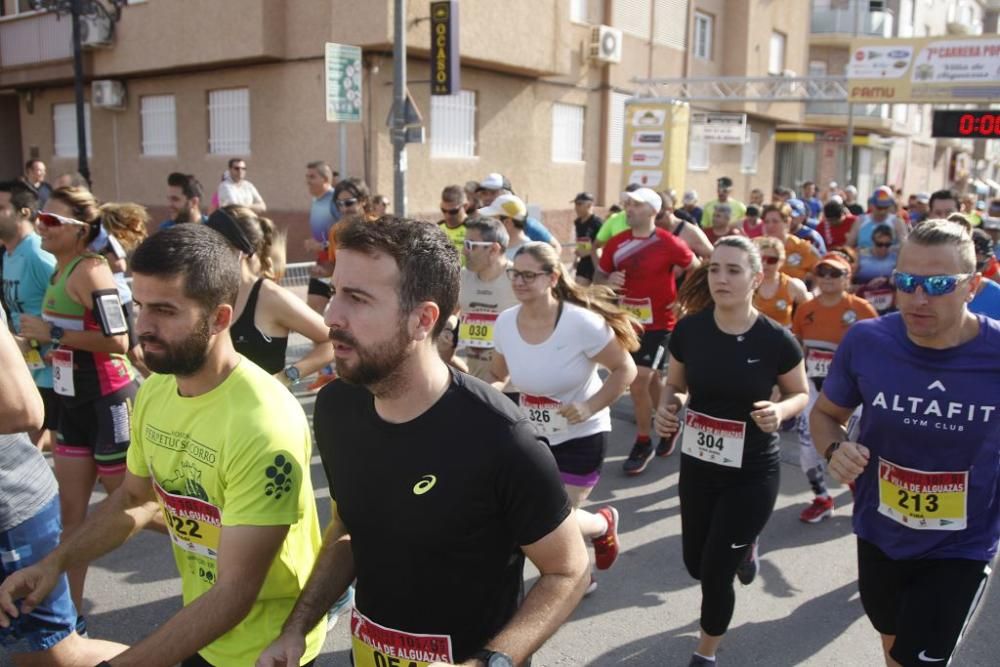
631, 329, 669, 370
857, 537, 991, 666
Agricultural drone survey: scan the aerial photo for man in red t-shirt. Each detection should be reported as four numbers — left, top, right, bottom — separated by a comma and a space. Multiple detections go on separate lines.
597, 187, 698, 476
815, 200, 856, 250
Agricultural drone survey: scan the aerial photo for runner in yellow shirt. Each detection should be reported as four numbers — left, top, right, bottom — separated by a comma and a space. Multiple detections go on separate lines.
0, 225, 324, 667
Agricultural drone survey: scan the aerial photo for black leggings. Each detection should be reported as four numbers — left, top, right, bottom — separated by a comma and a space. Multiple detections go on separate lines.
679, 455, 781, 636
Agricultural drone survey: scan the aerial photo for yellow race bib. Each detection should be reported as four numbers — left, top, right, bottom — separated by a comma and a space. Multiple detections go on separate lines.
351, 608, 454, 667
877, 458, 968, 531
154, 480, 223, 559
459, 312, 498, 349
619, 297, 654, 325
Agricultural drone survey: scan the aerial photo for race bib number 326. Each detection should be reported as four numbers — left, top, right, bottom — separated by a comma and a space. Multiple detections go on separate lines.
877, 458, 968, 531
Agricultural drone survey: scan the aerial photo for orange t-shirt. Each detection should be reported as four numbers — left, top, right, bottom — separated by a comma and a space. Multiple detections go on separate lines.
755, 273, 794, 328
780, 235, 819, 282
792, 293, 878, 349
793, 294, 877, 381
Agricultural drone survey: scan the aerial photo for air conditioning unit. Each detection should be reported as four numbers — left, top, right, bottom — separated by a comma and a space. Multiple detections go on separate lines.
93, 80, 126, 110
80, 13, 113, 48
589, 25, 623, 65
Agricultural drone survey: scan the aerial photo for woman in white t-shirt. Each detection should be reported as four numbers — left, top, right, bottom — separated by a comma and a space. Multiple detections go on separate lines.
490, 242, 639, 593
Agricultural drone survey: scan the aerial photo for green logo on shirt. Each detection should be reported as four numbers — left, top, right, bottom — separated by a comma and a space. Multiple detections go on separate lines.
264, 454, 295, 500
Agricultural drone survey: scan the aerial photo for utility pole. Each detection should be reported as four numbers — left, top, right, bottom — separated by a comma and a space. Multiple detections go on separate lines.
392, 0, 407, 216
844, 0, 863, 187
32, 0, 128, 188
70, 0, 90, 185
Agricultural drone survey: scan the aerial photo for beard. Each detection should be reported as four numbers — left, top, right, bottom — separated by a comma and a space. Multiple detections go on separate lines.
175, 204, 194, 224
140, 315, 212, 376
328, 323, 412, 393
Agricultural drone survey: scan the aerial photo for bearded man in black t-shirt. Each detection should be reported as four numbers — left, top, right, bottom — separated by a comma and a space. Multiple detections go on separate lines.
258, 216, 589, 667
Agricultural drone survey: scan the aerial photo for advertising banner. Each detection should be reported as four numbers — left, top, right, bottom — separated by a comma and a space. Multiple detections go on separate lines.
847, 34, 1000, 103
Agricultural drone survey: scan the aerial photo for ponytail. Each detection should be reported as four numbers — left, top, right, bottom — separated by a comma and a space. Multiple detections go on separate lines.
97, 202, 150, 251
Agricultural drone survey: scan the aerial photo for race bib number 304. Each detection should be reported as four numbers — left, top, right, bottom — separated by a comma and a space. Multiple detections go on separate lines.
877, 458, 968, 531
681, 410, 746, 468
153, 480, 222, 558
351, 608, 453, 667
519, 394, 568, 436
459, 312, 497, 349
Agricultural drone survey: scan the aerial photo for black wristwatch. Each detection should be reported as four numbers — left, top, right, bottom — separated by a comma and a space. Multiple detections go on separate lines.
824, 441, 842, 463
473, 649, 515, 667
283, 364, 301, 384
49, 324, 64, 346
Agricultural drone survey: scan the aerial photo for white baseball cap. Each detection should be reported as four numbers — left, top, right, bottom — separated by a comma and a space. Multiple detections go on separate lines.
624, 187, 662, 213
479, 172, 505, 190
478, 193, 527, 221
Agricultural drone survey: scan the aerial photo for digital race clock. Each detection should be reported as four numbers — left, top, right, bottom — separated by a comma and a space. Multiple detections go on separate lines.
931, 110, 1000, 138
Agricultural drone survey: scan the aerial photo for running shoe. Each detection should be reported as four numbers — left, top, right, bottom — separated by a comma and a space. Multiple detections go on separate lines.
736, 540, 759, 585
592, 506, 620, 570
622, 439, 654, 476
584, 573, 598, 597
688, 654, 717, 666
799, 495, 834, 523
655, 429, 679, 457
326, 584, 355, 631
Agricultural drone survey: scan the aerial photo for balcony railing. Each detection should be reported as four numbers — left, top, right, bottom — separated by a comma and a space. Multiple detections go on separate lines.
0, 11, 72, 68
811, 6, 894, 37
805, 100, 889, 118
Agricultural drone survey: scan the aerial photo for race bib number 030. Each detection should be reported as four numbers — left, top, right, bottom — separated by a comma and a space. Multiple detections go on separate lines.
519, 394, 568, 436
681, 410, 746, 468
805, 349, 835, 379
619, 297, 654, 325
351, 608, 453, 667
459, 312, 497, 349
153, 480, 222, 558
877, 458, 968, 531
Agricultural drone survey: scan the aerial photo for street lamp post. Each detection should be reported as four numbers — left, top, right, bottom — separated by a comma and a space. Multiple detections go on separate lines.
30, 0, 127, 187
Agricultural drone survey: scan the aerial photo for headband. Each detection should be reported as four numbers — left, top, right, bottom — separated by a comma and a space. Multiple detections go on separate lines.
206, 208, 255, 257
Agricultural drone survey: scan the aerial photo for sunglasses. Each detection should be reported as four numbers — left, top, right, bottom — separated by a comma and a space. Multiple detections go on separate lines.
891, 271, 973, 296
506, 268, 550, 283
37, 212, 88, 229
761, 256, 781, 265
441, 206, 463, 215
336, 198, 359, 208
463, 240, 493, 250
816, 265, 847, 279
874, 241, 893, 249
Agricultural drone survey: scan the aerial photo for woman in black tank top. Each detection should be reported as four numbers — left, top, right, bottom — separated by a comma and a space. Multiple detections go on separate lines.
207, 206, 334, 385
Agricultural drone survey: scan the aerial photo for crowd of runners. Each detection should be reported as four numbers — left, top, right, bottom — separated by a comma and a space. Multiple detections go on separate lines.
0, 158, 998, 667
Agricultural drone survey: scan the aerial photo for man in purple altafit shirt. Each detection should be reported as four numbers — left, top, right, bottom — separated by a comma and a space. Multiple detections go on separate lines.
811, 219, 1000, 667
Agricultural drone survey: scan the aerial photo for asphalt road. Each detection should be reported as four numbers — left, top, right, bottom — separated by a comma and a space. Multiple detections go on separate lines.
6, 393, 997, 666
